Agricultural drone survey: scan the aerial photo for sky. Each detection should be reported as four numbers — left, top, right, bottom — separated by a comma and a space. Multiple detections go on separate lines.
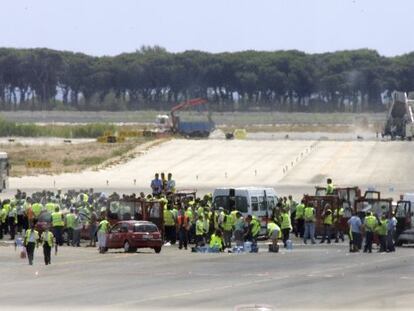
0, 0, 413, 57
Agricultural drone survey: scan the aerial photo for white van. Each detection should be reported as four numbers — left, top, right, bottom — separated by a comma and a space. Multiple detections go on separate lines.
213, 187, 278, 235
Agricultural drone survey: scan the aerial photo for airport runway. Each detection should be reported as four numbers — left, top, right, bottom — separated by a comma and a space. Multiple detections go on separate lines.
9, 138, 414, 199
1, 240, 413, 310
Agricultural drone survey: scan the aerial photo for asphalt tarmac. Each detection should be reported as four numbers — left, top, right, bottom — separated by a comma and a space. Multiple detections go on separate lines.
1, 238, 413, 311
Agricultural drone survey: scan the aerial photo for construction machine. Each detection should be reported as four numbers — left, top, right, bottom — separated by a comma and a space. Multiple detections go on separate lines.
383, 91, 414, 140
154, 98, 214, 138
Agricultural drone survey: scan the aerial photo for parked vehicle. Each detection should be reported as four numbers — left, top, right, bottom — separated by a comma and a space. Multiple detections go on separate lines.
213, 187, 278, 235
0, 152, 9, 192
395, 194, 414, 245
105, 220, 163, 253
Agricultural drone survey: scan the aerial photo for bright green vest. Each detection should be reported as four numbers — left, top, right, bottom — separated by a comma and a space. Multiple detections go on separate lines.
196, 220, 204, 236
32, 203, 43, 217
281, 212, 292, 230
376, 219, 388, 236
65, 213, 76, 229
163, 209, 175, 226
41, 231, 54, 247
209, 234, 222, 249
323, 210, 333, 225
99, 220, 110, 232
51, 212, 64, 227
304, 207, 315, 222
46, 203, 56, 213
326, 184, 335, 195
267, 222, 281, 238
251, 217, 261, 237
365, 215, 377, 232
295, 204, 305, 220
222, 214, 233, 231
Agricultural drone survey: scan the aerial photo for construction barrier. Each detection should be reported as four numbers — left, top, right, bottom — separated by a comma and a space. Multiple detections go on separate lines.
234, 129, 247, 139
97, 135, 125, 143
26, 160, 52, 169
118, 130, 142, 138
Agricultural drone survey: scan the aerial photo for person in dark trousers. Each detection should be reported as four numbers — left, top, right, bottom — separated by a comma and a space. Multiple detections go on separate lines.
40, 226, 54, 265
347, 212, 362, 252
24, 223, 39, 265
363, 212, 377, 253
177, 209, 189, 250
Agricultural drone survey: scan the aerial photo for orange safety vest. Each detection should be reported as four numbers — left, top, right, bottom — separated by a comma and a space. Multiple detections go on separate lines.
177, 215, 189, 226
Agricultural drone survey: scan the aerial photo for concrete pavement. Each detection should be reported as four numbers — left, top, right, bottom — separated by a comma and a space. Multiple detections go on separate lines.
1, 239, 413, 310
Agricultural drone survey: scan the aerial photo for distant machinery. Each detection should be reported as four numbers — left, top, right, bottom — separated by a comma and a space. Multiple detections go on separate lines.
383, 91, 414, 140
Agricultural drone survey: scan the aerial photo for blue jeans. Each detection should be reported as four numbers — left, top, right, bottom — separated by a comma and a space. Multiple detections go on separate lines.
304, 222, 315, 243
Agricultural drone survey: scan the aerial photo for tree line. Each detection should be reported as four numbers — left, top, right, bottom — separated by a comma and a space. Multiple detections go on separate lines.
0, 46, 413, 112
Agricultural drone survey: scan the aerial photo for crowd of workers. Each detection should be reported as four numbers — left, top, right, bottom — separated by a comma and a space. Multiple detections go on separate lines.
0, 176, 400, 265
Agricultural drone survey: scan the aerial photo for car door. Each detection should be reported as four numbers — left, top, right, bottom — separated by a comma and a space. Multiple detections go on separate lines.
107, 224, 122, 248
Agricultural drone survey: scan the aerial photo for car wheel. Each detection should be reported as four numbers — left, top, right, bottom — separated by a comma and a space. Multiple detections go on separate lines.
154, 247, 162, 254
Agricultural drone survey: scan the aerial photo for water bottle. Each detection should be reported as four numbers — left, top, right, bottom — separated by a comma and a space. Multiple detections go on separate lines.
286, 240, 293, 250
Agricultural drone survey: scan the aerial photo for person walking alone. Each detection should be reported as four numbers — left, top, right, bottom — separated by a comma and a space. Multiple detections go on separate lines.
24, 223, 39, 265
40, 226, 54, 265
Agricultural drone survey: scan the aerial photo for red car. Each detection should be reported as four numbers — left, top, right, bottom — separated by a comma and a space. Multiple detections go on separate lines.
105, 220, 163, 253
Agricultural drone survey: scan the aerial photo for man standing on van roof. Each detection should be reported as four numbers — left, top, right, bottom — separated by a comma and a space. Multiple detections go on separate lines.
326, 178, 335, 195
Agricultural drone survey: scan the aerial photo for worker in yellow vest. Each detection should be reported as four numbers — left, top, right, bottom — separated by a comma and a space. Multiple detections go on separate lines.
334, 207, 345, 243
0, 205, 6, 240
303, 203, 316, 244
320, 205, 333, 244
51, 206, 64, 246
195, 214, 206, 246
7, 202, 18, 240
40, 226, 54, 265
31, 201, 43, 224
163, 205, 176, 244
24, 223, 39, 265
280, 208, 292, 248
209, 229, 224, 252
97, 216, 110, 253
65, 210, 76, 246
267, 221, 281, 252
326, 178, 335, 195
376, 214, 388, 253
363, 212, 377, 253
295, 199, 305, 238
220, 209, 233, 248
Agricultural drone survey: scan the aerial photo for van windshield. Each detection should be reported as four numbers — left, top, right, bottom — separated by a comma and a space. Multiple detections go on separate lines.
235, 196, 248, 213
214, 196, 230, 211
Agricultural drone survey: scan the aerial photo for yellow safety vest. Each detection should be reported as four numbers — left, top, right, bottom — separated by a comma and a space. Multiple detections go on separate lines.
365, 215, 377, 232
41, 231, 54, 247
304, 207, 315, 222
51, 212, 64, 227
295, 204, 305, 220
196, 220, 204, 236
267, 222, 281, 238
251, 217, 261, 237
323, 209, 333, 225
65, 213, 76, 229
209, 234, 222, 249
280, 212, 292, 230
163, 209, 175, 226
99, 220, 110, 233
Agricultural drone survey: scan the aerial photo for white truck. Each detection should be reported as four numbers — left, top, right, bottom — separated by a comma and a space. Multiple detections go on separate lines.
0, 152, 9, 192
